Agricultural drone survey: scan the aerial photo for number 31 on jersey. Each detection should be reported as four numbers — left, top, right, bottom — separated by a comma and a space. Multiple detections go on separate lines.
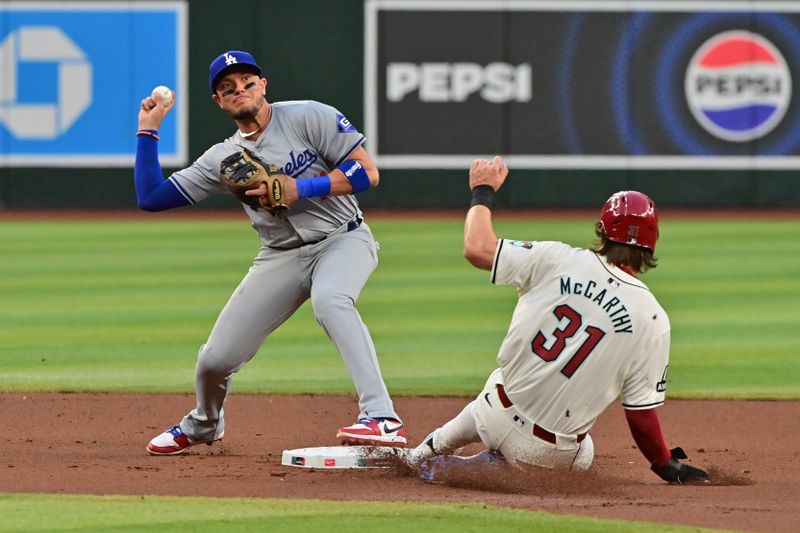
532, 304, 606, 378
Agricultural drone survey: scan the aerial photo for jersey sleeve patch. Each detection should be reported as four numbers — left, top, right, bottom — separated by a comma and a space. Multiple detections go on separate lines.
336, 113, 358, 133
493, 238, 561, 288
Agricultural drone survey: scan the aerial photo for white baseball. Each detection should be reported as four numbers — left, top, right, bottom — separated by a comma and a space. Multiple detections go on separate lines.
151, 85, 173, 105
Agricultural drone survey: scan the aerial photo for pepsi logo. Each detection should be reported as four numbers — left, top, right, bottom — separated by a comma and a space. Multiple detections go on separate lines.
685, 30, 791, 142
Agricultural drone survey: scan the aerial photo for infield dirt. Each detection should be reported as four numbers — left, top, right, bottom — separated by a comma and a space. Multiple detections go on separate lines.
1, 393, 796, 533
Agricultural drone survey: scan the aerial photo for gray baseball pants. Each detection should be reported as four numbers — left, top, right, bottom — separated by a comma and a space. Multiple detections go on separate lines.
180, 223, 398, 441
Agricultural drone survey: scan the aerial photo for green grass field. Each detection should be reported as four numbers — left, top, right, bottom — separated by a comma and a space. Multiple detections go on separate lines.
0, 215, 797, 532
1, 216, 798, 398
0, 494, 730, 533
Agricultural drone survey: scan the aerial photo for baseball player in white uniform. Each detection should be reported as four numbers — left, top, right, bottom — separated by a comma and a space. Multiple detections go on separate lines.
135, 50, 406, 455
408, 157, 708, 484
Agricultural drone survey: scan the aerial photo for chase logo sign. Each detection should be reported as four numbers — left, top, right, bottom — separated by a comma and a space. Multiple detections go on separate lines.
0, 26, 91, 140
685, 31, 791, 142
0, 2, 187, 167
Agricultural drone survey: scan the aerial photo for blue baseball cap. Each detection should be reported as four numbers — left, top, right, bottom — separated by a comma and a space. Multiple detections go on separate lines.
208, 50, 262, 93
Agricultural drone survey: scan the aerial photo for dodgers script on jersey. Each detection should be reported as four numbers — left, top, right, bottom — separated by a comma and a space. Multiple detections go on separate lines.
491, 239, 670, 436
169, 100, 364, 248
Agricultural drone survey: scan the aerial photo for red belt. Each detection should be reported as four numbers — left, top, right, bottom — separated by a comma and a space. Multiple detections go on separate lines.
495, 384, 586, 444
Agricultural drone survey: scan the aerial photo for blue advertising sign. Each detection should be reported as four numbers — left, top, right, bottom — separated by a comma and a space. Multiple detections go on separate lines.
0, 1, 187, 167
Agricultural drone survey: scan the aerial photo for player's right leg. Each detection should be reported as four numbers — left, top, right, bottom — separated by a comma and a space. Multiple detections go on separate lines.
147, 248, 308, 455
308, 226, 405, 445
407, 368, 507, 469
407, 399, 482, 468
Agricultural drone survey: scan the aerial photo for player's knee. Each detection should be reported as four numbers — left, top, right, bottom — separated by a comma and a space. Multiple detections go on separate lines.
196, 344, 238, 377
311, 290, 354, 322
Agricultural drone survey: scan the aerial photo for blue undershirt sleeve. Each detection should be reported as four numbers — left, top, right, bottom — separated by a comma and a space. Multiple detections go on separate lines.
134, 132, 191, 211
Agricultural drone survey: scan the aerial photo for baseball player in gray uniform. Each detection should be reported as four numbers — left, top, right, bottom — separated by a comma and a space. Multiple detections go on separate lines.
136, 50, 406, 455
407, 157, 708, 484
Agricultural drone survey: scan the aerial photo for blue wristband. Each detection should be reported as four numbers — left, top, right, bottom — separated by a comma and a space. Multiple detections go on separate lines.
338, 159, 371, 193
296, 175, 332, 199
136, 129, 160, 140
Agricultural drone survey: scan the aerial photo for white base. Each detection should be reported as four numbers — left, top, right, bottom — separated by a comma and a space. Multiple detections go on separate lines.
281, 446, 408, 469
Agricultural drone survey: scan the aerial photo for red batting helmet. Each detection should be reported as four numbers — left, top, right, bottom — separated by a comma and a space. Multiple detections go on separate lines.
599, 191, 659, 252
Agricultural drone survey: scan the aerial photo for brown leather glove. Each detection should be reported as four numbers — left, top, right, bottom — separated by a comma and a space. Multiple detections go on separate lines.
220, 148, 289, 218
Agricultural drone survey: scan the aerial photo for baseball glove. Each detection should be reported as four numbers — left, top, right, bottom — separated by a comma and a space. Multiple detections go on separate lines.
220, 148, 289, 218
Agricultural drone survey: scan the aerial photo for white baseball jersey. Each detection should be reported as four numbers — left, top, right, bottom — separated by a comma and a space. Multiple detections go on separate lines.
491, 239, 670, 436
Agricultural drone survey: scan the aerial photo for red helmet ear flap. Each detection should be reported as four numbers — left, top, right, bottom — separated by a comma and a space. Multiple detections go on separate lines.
599, 191, 659, 252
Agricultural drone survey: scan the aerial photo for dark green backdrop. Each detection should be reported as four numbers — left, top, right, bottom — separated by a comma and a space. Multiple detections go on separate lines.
1, 0, 798, 209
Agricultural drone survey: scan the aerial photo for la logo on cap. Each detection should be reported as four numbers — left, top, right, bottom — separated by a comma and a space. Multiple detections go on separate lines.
224, 53, 238, 65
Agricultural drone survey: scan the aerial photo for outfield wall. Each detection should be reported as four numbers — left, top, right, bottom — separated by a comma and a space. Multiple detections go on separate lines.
1, 0, 798, 209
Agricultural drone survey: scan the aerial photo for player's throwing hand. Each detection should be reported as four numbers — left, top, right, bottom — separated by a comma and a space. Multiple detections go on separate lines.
469, 155, 509, 191
138, 89, 175, 131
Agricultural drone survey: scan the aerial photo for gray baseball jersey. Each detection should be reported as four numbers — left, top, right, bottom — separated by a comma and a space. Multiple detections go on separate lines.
163, 100, 399, 442
169, 100, 364, 248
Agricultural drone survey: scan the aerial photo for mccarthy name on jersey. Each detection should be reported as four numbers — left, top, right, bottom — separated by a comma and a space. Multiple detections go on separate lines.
559, 276, 633, 333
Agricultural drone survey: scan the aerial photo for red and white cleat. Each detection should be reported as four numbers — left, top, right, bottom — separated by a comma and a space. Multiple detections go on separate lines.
336, 417, 408, 447
146, 425, 223, 456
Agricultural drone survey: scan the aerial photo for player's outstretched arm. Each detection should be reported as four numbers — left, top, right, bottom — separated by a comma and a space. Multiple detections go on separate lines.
625, 408, 709, 484
463, 157, 508, 270
464, 206, 497, 270
134, 89, 189, 212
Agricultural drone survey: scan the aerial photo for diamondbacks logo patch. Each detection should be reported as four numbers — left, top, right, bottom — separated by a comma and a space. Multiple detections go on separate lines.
656, 365, 668, 393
